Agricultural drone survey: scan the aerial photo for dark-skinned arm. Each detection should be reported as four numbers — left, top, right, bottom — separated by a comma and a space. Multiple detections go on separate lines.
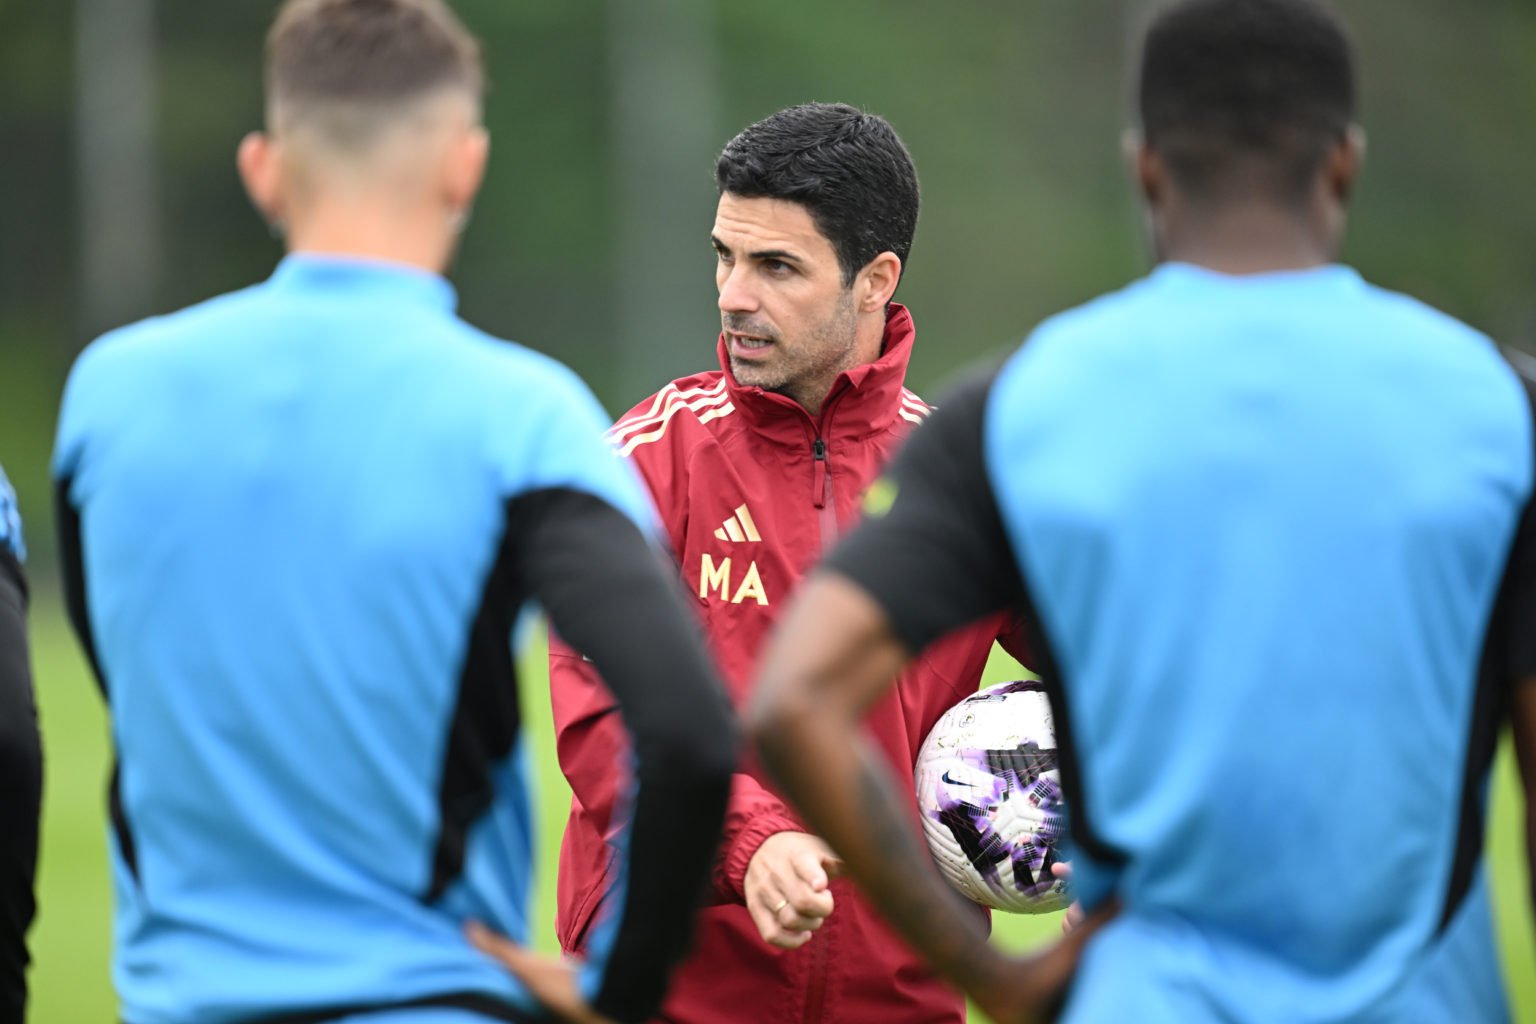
0, 486, 39, 1024
1500, 367, 1536, 932
752, 573, 1109, 1023
750, 366, 1114, 1023
1513, 680, 1536, 928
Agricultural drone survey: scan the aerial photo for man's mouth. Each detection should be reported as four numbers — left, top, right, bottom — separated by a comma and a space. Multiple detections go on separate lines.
728, 331, 775, 354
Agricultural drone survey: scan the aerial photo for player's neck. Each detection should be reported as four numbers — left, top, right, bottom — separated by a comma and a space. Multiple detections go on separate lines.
284, 197, 457, 276
782, 313, 885, 418
1157, 202, 1339, 276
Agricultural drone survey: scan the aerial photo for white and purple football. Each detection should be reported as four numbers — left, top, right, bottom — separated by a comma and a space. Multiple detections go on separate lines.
914, 679, 1070, 914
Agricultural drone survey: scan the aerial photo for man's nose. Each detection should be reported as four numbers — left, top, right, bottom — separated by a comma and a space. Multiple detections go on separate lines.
718, 264, 758, 315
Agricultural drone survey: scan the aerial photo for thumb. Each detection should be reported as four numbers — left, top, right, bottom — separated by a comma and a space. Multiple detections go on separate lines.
793, 849, 830, 890
466, 920, 533, 972
1057, 898, 1118, 958
820, 851, 845, 881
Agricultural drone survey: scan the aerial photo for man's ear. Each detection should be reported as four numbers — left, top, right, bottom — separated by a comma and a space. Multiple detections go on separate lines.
1327, 124, 1366, 204
443, 124, 489, 223
237, 131, 286, 234
857, 252, 903, 312
1126, 129, 1165, 207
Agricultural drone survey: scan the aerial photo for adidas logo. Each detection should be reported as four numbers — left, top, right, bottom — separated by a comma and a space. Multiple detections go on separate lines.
713, 504, 762, 543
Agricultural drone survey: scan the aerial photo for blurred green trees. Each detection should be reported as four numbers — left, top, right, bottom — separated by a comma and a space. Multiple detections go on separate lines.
2, 1, 1533, 566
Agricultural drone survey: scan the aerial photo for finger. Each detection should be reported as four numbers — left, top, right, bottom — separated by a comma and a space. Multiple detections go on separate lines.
1059, 901, 1084, 937
766, 926, 815, 951
1051, 860, 1073, 881
750, 886, 829, 948
469, 925, 612, 1024
1067, 898, 1118, 947
777, 881, 835, 921
1026, 902, 1124, 1007
790, 849, 830, 891
751, 901, 816, 949
762, 886, 829, 934
776, 904, 829, 934
1045, 898, 1117, 975
466, 921, 529, 968
767, 856, 835, 919
820, 852, 845, 880
747, 895, 783, 945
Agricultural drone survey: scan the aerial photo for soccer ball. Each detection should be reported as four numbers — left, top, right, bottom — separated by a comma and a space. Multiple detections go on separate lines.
914, 679, 1069, 914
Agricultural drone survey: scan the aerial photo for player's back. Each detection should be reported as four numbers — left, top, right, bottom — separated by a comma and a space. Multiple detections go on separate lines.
987, 263, 1532, 1022
54, 256, 646, 1023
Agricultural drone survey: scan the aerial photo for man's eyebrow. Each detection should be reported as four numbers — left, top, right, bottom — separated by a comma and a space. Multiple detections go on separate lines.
748, 249, 802, 264
710, 235, 804, 265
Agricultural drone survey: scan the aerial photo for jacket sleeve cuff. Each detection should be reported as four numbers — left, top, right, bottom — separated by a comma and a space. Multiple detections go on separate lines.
715, 811, 805, 903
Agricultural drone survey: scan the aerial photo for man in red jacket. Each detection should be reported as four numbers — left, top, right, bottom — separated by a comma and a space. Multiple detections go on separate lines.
550, 103, 1031, 1023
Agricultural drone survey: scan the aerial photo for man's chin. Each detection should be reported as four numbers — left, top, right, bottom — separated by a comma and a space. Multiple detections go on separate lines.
728, 359, 783, 391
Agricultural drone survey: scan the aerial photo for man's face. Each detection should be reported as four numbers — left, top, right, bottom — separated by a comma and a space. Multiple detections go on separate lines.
712, 193, 859, 406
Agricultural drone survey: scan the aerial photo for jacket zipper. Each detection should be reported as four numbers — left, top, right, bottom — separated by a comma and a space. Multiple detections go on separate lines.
802, 910, 831, 1022
811, 437, 838, 549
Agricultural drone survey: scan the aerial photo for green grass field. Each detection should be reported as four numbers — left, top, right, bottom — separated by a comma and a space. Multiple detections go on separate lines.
23, 594, 1536, 1022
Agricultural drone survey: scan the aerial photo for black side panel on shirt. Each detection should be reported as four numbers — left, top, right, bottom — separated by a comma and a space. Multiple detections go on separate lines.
824, 363, 1128, 868
54, 476, 103, 691
0, 551, 40, 1024
54, 476, 138, 882
247, 989, 540, 1024
1441, 364, 1536, 932
425, 491, 529, 904
1497, 369, 1536, 685
431, 487, 735, 1024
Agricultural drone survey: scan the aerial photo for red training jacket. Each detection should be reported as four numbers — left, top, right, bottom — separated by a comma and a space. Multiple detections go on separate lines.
551, 304, 1028, 1024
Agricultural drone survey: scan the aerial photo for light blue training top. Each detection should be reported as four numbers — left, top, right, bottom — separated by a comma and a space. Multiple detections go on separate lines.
990, 265, 1530, 1023
53, 256, 661, 1024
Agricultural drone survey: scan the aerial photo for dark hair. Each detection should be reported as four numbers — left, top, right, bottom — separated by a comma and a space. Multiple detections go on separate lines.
1138, 0, 1356, 204
266, 0, 483, 114
716, 103, 920, 288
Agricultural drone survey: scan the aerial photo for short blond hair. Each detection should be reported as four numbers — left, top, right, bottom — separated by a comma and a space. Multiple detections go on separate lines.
266, 0, 483, 137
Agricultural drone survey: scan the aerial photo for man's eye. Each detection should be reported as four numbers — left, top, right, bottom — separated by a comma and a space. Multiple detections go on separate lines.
763, 259, 790, 274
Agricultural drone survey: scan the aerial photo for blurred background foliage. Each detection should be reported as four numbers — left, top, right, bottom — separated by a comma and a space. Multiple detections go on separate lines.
2, 0, 1534, 573
1, 3, 1534, 1020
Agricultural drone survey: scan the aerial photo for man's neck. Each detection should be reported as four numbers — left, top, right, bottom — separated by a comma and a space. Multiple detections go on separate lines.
785, 310, 887, 417
1158, 202, 1336, 276
284, 197, 454, 274
781, 376, 840, 419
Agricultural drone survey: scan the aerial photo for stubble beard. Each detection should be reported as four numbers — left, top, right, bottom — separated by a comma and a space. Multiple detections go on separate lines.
726, 289, 860, 412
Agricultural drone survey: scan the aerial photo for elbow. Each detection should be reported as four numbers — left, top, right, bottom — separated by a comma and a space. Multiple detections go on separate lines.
692, 710, 742, 786
637, 698, 740, 791
746, 670, 817, 784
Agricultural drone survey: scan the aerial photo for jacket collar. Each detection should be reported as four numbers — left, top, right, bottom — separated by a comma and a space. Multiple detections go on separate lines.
714, 303, 917, 448
269, 253, 458, 313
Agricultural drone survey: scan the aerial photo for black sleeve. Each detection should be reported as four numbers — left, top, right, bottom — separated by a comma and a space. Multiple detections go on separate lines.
1500, 499, 1536, 686
825, 365, 1025, 654
0, 551, 40, 1024
55, 476, 103, 692
1497, 369, 1536, 685
507, 489, 736, 1024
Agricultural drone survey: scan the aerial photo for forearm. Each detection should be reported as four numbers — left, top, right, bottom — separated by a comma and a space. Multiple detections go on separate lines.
0, 552, 39, 1024
517, 488, 736, 1021
1512, 678, 1536, 923
553, 649, 798, 906
757, 688, 1004, 994
752, 574, 1014, 996
714, 772, 806, 902
550, 646, 631, 841
1526, 801, 1535, 926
